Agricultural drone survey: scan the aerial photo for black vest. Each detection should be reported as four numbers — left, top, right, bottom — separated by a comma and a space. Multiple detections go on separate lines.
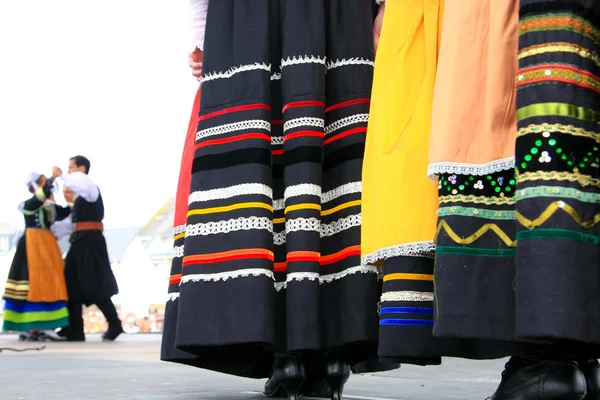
70, 190, 104, 241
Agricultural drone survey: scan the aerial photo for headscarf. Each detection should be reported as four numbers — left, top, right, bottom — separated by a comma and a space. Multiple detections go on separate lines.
24, 171, 42, 190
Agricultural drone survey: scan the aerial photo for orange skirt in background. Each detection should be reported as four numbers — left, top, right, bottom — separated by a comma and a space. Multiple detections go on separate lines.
25, 228, 68, 302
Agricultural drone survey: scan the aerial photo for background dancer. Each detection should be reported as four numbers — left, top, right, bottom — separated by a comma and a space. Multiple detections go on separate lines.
53, 156, 123, 342
2, 170, 70, 342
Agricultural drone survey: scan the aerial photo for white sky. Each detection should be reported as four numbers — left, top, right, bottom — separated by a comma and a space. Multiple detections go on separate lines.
0, 1, 197, 229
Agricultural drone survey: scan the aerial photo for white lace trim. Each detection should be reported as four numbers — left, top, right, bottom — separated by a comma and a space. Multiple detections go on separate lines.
273, 213, 362, 246
284, 183, 322, 201
362, 241, 435, 265
326, 58, 374, 70
201, 56, 374, 84
273, 182, 362, 211
189, 183, 272, 205
322, 181, 362, 203
201, 62, 271, 82
197, 120, 271, 142
381, 291, 434, 302
181, 268, 275, 284
287, 217, 321, 234
272, 136, 283, 145
427, 157, 515, 181
274, 265, 379, 291
321, 213, 361, 237
273, 199, 285, 211
173, 224, 186, 236
186, 216, 273, 237
178, 266, 377, 290
166, 292, 180, 302
325, 114, 369, 135
284, 117, 325, 132
281, 55, 327, 68
173, 245, 184, 258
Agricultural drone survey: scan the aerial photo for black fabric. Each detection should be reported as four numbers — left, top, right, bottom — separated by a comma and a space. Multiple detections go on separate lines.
64, 232, 118, 306
96, 298, 121, 327
70, 192, 104, 242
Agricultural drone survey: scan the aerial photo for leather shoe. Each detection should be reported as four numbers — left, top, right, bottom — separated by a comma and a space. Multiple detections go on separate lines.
580, 359, 600, 400
489, 356, 586, 400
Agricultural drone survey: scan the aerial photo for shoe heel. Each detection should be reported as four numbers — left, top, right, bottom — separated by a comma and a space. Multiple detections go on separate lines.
280, 376, 305, 400
324, 349, 350, 400
327, 378, 346, 400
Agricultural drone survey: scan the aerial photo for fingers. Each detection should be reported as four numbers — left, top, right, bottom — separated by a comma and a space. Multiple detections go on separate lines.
192, 68, 203, 78
188, 55, 203, 78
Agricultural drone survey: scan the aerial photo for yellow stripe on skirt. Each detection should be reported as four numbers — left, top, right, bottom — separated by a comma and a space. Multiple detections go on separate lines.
25, 228, 68, 302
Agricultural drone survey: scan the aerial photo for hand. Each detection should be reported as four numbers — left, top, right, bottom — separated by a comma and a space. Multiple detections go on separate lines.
52, 166, 63, 178
373, 3, 385, 55
188, 48, 204, 80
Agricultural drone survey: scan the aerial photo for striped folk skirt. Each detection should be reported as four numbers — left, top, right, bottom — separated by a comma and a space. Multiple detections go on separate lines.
161, 0, 382, 378
2, 229, 69, 332
433, 0, 600, 356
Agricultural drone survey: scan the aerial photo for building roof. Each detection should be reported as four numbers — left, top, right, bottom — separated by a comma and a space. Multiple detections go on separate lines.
58, 227, 141, 263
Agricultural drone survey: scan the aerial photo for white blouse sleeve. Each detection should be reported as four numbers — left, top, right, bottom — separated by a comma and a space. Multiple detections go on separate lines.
189, 0, 209, 52
62, 172, 100, 203
51, 216, 73, 240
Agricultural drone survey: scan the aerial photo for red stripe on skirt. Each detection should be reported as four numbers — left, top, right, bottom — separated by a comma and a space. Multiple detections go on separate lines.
199, 104, 271, 122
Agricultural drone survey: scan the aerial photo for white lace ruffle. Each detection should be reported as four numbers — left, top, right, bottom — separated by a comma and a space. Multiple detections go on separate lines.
326, 58, 374, 71
274, 265, 379, 292
181, 268, 275, 284
427, 157, 515, 181
166, 292, 180, 302
201, 62, 271, 82
281, 55, 327, 68
177, 266, 378, 291
362, 241, 435, 266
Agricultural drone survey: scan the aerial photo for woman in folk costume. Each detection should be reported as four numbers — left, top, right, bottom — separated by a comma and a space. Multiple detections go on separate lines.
161, 1, 396, 399
431, 0, 600, 398
2, 171, 70, 341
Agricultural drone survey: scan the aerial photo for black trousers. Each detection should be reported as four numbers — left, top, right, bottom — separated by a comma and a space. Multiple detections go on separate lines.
67, 298, 121, 337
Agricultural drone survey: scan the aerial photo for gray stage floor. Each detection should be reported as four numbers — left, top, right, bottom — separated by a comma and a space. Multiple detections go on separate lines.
0, 334, 506, 400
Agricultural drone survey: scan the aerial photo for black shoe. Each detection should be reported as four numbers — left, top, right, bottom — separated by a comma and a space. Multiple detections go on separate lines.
18, 332, 36, 342
489, 356, 586, 400
323, 349, 350, 400
263, 353, 306, 400
268, 377, 332, 399
102, 325, 124, 342
579, 360, 600, 400
56, 328, 69, 338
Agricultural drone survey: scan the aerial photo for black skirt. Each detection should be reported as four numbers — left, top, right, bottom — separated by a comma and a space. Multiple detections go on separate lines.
2, 236, 28, 301
161, 0, 383, 378
64, 232, 119, 306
